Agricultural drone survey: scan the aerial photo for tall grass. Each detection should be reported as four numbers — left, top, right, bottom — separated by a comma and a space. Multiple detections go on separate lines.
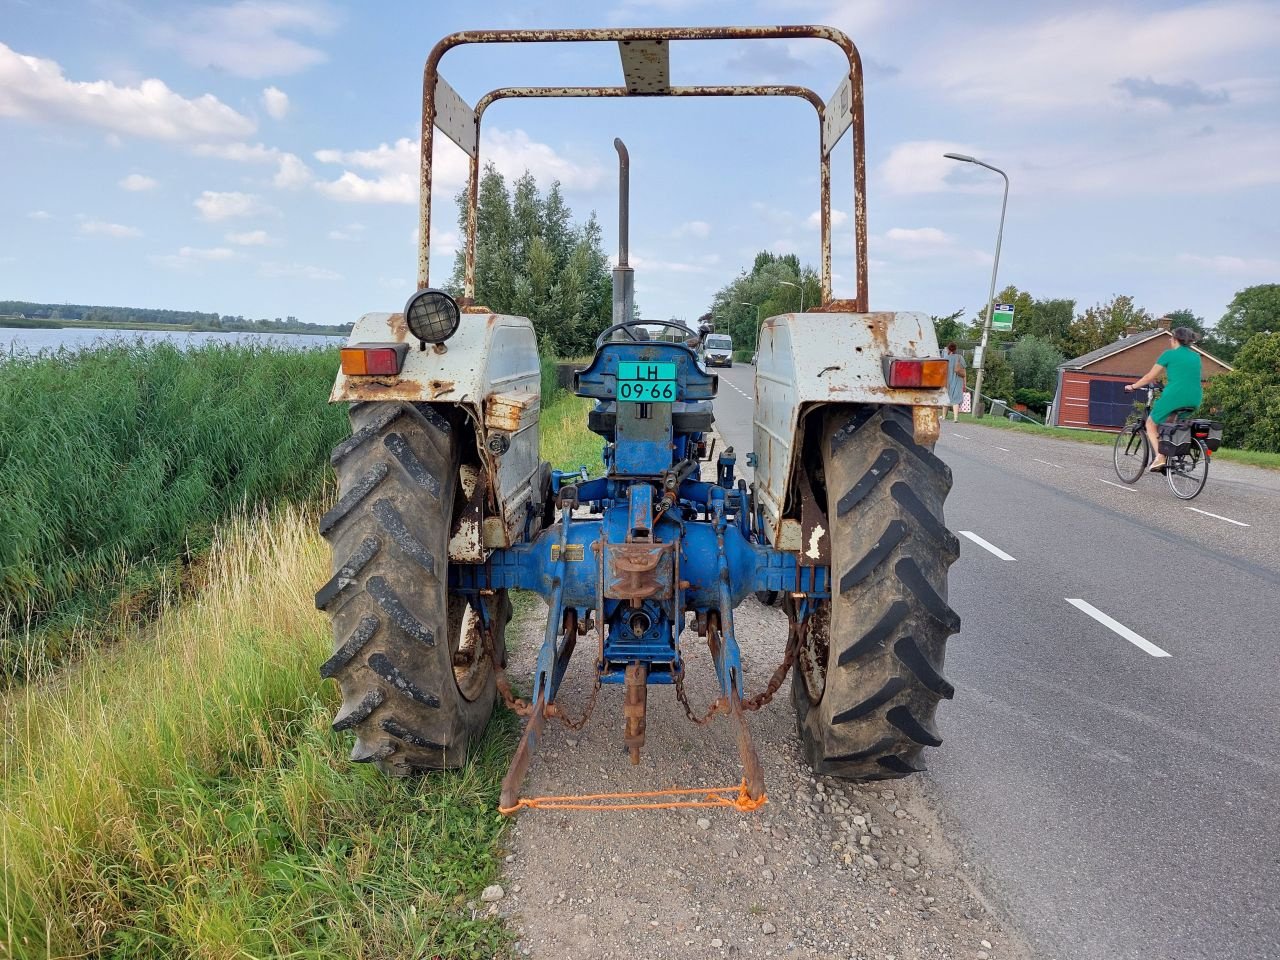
0, 341, 348, 676
0, 505, 515, 959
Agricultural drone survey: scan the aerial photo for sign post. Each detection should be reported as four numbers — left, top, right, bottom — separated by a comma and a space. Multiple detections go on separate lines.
992, 303, 1014, 331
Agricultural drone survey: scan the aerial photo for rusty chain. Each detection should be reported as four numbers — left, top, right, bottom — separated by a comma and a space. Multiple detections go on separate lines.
483, 606, 601, 729
674, 606, 806, 724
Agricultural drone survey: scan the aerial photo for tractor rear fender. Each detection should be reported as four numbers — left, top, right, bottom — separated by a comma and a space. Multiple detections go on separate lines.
330, 310, 542, 553
753, 311, 948, 550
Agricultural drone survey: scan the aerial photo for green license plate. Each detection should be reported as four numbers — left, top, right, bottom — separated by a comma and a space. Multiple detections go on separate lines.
616, 361, 677, 402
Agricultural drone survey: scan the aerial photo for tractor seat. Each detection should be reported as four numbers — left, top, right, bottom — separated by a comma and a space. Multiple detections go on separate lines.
588, 400, 714, 437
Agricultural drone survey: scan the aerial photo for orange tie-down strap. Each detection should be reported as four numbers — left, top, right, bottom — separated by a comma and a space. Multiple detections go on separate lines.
499, 780, 767, 815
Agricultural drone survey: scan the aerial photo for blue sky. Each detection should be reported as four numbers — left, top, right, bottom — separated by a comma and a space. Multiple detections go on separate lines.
2, 0, 1278, 330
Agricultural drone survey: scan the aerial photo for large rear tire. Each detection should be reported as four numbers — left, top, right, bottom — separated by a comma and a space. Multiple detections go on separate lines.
792, 405, 960, 779
316, 401, 507, 774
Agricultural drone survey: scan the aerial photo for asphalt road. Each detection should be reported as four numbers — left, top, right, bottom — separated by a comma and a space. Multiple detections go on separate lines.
712, 362, 1280, 960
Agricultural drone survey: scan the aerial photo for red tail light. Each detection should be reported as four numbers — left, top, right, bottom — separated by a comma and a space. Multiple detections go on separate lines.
340, 342, 409, 376
886, 358, 949, 388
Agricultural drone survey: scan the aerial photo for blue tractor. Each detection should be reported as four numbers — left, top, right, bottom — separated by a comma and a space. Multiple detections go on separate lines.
318, 26, 960, 811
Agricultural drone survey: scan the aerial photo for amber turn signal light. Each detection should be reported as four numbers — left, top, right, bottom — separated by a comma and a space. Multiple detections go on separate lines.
885, 358, 949, 388
340, 342, 409, 376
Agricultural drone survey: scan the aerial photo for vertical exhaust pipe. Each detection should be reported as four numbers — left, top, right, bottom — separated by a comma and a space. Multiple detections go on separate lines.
611, 137, 635, 327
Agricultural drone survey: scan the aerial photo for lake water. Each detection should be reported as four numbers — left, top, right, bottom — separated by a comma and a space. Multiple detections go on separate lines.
2, 327, 346, 355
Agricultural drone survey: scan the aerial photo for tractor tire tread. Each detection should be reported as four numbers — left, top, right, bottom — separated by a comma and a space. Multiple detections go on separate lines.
793, 405, 960, 781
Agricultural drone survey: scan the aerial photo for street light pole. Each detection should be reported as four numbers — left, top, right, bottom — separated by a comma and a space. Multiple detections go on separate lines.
944, 152, 1008, 419
779, 280, 804, 314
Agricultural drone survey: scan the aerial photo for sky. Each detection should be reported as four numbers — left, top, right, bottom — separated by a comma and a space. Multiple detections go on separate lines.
2, 0, 1278, 330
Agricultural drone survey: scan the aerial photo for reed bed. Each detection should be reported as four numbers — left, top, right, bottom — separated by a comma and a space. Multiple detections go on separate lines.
0, 341, 348, 677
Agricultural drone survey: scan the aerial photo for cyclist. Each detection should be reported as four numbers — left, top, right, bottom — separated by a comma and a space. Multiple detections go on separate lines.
1124, 326, 1203, 472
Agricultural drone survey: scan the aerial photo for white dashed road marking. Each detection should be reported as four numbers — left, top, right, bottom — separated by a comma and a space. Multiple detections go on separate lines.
724, 379, 754, 401
1033, 458, 1063, 469
1067, 599, 1171, 658
1097, 478, 1137, 493
959, 531, 1017, 561
1185, 506, 1250, 527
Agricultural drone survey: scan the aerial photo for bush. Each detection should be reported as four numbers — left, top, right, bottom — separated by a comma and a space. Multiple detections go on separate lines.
0, 341, 349, 674
734, 348, 754, 363
1202, 332, 1280, 452
1009, 335, 1064, 392
1012, 387, 1054, 415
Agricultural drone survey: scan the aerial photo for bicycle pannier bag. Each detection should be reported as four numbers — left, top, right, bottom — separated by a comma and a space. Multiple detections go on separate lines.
1158, 422, 1192, 456
1190, 419, 1224, 452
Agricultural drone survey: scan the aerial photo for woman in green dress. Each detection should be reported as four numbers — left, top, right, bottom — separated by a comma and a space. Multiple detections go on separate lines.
1124, 327, 1203, 472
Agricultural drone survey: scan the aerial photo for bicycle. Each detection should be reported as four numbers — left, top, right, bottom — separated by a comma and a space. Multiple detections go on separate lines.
1111, 384, 1212, 499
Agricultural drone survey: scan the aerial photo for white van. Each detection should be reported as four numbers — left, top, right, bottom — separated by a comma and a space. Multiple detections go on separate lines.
703, 333, 734, 367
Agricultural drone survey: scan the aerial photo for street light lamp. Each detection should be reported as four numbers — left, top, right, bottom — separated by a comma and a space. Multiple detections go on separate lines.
778, 280, 804, 314
944, 152, 1008, 419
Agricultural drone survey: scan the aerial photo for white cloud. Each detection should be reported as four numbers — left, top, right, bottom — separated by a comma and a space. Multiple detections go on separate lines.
154, 2, 337, 79
259, 261, 342, 280
0, 41, 255, 142
151, 246, 238, 269
194, 191, 269, 221
26, 210, 51, 220
79, 219, 142, 238
225, 229, 272, 246
327, 223, 365, 241
314, 128, 604, 204
272, 153, 312, 188
876, 226, 989, 264
629, 253, 711, 275
118, 173, 158, 192
262, 86, 290, 120
917, 2, 1280, 112
806, 209, 849, 229
879, 141, 985, 195
674, 220, 711, 239
1176, 252, 1280, 275
192, 141, 312, 189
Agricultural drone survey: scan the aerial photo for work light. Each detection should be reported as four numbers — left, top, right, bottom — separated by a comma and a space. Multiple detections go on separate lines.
404, 288, 461, 347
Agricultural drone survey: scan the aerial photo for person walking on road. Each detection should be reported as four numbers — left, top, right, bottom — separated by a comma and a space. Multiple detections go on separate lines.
1124, 326, 1204, 473
944, 343, 967, 422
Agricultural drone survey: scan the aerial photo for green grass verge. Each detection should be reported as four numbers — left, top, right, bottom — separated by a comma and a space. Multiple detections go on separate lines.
0, 382, 607, 958
967, 414, 1280, 469
0, 506, 517, 959
540, 391, 604, 475
0, 341, 350, 678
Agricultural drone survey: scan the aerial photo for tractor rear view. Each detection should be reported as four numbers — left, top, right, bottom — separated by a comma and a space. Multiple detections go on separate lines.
317, 26, 960, 812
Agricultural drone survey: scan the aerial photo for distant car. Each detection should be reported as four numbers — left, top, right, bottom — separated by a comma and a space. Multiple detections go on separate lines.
703, 334, 733, 367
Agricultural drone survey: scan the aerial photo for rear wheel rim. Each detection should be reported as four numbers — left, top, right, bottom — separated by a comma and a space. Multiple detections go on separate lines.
1167, 440, 1208, 499
1113, 427, 1149, 483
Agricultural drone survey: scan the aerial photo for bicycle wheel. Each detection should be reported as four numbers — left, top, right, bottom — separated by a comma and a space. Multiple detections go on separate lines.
1113, 425, 1149, 483
1167, 439, 1209, 500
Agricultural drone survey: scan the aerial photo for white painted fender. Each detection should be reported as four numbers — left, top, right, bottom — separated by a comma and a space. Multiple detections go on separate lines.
753, 311, 948, 548
330, 310, 541, 552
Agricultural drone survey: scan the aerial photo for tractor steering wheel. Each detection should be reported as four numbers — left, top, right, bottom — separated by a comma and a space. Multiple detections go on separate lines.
594, 320, 700, 350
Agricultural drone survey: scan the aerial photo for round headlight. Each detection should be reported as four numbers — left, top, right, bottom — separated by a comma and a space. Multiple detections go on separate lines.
404, 288, 460, 347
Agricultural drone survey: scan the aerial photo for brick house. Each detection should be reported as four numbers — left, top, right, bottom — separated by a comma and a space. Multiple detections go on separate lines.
1048, 319, 1233, 431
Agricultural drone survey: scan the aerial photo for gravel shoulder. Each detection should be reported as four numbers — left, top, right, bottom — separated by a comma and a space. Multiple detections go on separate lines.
492, 597, 1034, 960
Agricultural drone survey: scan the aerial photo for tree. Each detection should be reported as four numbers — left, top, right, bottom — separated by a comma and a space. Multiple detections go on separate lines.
931, 308, 967, 348
1202, 332, 1280, 451
1065, 295, 1153, 356
1009, 336, 1064, 392
448, 165, 612, 357
1024, 298, 1075, 352
973, 285, 1034, 347
1214, 285, 1280, 358
706, 251, 822, 350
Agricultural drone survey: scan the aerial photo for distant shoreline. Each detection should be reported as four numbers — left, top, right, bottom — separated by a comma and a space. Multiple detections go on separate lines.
0, 316, 351, 336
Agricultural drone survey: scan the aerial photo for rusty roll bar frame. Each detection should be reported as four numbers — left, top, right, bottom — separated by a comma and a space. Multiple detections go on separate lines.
420, 25, 868, 312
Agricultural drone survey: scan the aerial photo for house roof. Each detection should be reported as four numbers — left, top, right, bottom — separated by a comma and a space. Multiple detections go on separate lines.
1059, 328, 1233, 372
1059, 329, 1167, 370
